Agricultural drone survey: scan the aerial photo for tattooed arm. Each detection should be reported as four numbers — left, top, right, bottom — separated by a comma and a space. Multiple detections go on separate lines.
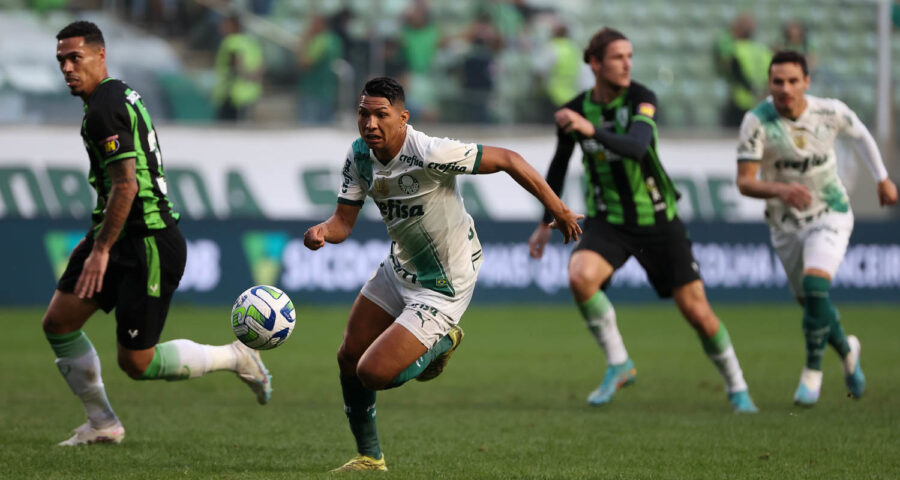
74, 158, 138, 299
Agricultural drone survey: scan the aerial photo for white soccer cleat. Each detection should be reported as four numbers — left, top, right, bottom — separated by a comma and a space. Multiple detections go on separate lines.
58, 421, 125, 446
793, 367, 823, 407
232, 340, 272, 405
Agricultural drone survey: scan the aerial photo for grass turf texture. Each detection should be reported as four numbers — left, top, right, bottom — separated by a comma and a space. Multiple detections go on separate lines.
1, 303, 897, 479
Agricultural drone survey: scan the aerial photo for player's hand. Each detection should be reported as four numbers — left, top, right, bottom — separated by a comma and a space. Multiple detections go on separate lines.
778, 182, 812, 209
547, 210, 584, 245
877, 178, 898, 206
528, 223, 553, 259
74, 248, 109, 299
554, 108, 595, 137
303, 224, 327, 250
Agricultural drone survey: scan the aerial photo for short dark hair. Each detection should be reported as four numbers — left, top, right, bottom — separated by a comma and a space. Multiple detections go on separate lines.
56, 21, 105, 46
583, 27, 628, 63
769, 50, 808, 76
361, 77, 405, 106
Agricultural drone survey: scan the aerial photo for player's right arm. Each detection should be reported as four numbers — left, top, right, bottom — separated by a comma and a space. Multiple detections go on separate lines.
303, 202, 361, 250
305, 147, 366, 250
734, 112, 811, 209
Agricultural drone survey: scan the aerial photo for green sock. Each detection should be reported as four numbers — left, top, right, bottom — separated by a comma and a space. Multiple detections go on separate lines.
827, 307, 851, 358
700, 323, 732, 355
340, 375, 381, 459
138, 342, 188, 380
386, 334, 453, 389
802, 275, 834, 371
46, 330, 93, 358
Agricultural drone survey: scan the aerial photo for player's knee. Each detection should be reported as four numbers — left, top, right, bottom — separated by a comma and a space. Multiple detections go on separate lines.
336, 344, 361, 374
355, 363, 389, 391
117, 354, 149, 379
568, 268, 597, 292
41, 311, 74, 335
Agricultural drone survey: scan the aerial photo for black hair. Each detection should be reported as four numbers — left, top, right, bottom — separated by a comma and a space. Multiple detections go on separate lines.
769, 50, 808, 76
56, 21, 105, 46
583, 27, 628, 63
361, 77, 405, 106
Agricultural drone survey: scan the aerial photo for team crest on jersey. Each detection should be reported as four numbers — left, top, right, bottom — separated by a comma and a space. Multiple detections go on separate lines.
102, 135, 120, 154
616, 107, 629, 127
793, 134, 806, 149
398, 174, 419, 194
374, 177, 390, 196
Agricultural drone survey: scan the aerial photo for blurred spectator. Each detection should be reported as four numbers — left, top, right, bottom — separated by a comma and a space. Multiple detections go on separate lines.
459, 12, 502, 123
212, 14, 263, 121
296, 15, 344, 124
401, 0, 441, 120
714, 13, 772, 127
484, 0, 524, 46
543, 22, 581, 107
776, 21, 817, 71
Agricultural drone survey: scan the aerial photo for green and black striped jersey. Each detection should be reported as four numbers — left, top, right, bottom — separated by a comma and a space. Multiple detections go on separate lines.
544, 81, 679, 227
80, 78, 178, 236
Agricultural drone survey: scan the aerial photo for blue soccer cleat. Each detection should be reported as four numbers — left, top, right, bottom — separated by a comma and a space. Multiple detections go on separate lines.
728, 390, 758, 413
793, 367, 822, 407
843, 335, 865, 399
587, 358, 636, 406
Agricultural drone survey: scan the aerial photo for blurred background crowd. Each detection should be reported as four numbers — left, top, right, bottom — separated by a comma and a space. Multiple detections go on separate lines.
1, 0, 899, 135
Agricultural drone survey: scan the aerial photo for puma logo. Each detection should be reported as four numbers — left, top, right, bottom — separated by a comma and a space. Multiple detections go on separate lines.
128, 329, 139, 338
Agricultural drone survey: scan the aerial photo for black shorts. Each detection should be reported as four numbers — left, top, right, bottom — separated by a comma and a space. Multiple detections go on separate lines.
574, 217, 701, 298
57, 226, 187, 350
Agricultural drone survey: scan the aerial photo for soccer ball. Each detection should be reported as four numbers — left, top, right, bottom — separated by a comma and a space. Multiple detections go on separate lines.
231, 285, 296, 350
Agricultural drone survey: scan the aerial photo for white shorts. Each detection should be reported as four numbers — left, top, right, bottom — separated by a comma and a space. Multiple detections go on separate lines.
770, 209, 854, 297
360, 258, 480, 349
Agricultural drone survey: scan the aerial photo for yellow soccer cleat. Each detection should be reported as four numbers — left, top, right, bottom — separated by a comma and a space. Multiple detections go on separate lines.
330, 454, 387, 472
417, 326, 464, 382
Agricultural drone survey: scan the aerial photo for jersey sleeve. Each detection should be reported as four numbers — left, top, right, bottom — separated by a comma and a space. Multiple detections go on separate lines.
832, 99, 868, 139
736, 112, 764, 162
337, 146, 366, 206
84, 96, 136, 167
832, 99, 889, 181
424, 137, 483, 176
630, 87, 658, 126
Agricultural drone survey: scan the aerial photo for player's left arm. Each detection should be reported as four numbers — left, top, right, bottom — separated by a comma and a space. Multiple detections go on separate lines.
838, 105, 898, 206
75, 98, 139, 299
75, 157, 138, 299
477, 146, 583, 243
554, 89, 657, 159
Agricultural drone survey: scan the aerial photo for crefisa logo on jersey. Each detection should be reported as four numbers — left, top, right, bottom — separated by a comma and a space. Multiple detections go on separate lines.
376, 199, 424, 220
398, 174, 419, 194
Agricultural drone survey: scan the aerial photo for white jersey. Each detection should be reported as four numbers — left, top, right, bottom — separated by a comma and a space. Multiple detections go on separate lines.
737, 95, 869, 232
338, 125, 483, 297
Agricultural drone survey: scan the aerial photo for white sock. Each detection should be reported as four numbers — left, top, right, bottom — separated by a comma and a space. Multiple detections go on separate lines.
55, 346, 118, 428
154, 339, 239, 379
709, 346, 748, 393
583, 304, 629, 365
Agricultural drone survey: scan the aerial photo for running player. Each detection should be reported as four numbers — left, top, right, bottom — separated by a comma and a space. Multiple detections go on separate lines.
304, 77, 582, 471
45, 21, 272, 446
528, 28, 757, 413
735, 50, 897, 406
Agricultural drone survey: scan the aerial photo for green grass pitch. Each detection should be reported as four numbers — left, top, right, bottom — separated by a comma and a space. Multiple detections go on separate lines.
1, 303, 898, 479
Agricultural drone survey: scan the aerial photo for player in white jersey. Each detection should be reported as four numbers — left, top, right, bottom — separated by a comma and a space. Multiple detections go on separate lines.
735, 51, 897, 407
304, 77, 583, 472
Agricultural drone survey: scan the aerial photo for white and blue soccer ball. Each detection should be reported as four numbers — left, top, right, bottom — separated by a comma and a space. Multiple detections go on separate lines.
231, 285, 296, 350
